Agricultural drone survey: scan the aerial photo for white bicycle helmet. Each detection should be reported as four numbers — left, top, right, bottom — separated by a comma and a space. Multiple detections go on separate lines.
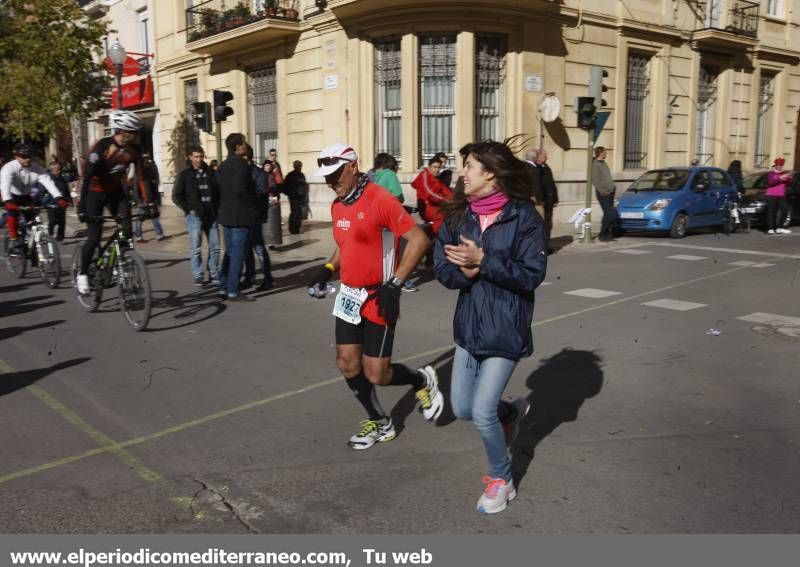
109, 110, 143, 132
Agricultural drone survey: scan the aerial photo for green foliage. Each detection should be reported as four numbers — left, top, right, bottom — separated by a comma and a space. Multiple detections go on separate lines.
0, 0, 110, 140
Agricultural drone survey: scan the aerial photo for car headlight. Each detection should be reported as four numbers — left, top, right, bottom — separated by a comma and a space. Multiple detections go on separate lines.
648, 198, 671, 210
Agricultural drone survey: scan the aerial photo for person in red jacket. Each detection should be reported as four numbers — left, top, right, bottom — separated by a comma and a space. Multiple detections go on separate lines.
412, 157, 454, 235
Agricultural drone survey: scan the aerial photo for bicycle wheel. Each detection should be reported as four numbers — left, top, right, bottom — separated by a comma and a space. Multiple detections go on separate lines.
4, 234, 27, 278
118, 248, 151, 331
37, 232, 61, 288
71, 244, 103, 312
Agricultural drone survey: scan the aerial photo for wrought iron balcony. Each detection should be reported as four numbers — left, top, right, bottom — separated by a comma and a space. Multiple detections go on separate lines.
186, 0, 300, 44
727, 0, 759, 38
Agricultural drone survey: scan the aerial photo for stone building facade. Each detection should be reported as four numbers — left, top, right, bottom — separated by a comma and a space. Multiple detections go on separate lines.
152, 0, 800, 221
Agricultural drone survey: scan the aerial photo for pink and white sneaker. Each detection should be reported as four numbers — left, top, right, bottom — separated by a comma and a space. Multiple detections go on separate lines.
476, 476, 517, 514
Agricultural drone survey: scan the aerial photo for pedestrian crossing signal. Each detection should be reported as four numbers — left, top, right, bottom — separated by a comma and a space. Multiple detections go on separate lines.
191, 101, 212, 133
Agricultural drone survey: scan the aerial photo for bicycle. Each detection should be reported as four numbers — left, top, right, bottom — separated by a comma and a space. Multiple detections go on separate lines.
2, 205, 62, 288
70, 213, 152, 331
722, 192, 751, 235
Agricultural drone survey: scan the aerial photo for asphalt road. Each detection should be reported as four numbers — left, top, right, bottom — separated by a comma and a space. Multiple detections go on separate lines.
1, 223, 799, 534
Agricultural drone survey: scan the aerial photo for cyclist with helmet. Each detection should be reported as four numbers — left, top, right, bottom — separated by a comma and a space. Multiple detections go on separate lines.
76, 110, 156, 294
1, 144, 69, 249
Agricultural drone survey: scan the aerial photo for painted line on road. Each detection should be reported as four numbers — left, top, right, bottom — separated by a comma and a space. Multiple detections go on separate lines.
665, 254, 708, 261
736, 312, 800, 327
0, 257, 779, 486
642, 299, 707, 311
0, 359, 162, 485
563, 288, 622, 298
648, 241, 800, 259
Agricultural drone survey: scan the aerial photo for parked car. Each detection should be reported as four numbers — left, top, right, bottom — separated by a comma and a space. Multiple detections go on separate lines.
616, 167, 738, 238
739, 170, 800, 227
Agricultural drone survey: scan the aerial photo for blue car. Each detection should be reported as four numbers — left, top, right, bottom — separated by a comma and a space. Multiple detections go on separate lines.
616, 167, 738, 238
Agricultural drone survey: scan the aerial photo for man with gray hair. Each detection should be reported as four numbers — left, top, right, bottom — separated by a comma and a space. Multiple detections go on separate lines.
592, 146, 617, 241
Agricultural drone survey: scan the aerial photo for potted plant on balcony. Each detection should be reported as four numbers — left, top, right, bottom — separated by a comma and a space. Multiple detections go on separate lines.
197, 8, 220, 38
230, 2, 249, 27
264, 0, 278, 17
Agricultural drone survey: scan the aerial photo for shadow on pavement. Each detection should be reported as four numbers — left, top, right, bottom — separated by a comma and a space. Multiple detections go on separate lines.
0, 319, 66, 342
0, 357, 92, 397
145, 258, 188, 269
0, 295, 65, 319
548, 235, 574, 254
146, 288, 227, 331
511, 348, 604, 489
269, 238, 320, 252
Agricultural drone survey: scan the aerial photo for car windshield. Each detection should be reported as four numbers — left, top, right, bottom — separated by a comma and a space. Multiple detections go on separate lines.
627, 170, 689, 192
742, 172, 766, 190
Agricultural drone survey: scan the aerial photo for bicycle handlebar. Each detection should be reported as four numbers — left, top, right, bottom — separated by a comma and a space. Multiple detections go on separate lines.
85, 213, 148, 223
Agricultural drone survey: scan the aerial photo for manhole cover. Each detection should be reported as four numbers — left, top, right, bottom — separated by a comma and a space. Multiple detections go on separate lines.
751, 324, 800, 342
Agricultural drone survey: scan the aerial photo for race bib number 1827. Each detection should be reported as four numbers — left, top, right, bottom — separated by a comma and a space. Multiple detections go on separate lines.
332, 284, 369, 324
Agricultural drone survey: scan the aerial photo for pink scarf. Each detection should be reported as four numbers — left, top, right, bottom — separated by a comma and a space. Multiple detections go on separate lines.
469, 190, 509, 215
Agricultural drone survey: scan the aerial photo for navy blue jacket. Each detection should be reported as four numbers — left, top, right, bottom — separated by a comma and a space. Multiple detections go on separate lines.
434, 200, 547, 360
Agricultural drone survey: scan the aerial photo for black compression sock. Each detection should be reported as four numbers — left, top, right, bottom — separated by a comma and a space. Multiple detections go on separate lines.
390, 364, 425, 390
345, 371, 385, 421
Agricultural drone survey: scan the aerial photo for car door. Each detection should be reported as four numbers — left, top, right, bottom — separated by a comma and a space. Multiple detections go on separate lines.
688, 170, 715, 224
708, 169, 734, 223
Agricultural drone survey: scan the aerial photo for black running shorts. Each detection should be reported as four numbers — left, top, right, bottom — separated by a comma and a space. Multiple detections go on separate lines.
335, 317, 396, 358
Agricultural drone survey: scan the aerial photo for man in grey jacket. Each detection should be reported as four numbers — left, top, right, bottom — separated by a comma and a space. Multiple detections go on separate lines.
592, 146, 617, 241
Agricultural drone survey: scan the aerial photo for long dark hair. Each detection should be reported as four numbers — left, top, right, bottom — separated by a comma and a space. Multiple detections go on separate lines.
442, 137, 535, 230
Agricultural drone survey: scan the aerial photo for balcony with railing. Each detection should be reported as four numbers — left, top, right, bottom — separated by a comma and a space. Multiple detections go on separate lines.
186, 0, 301, 54
692, 0, 759, 51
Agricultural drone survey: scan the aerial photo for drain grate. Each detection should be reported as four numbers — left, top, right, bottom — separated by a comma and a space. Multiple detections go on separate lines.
751, 324, 800, 342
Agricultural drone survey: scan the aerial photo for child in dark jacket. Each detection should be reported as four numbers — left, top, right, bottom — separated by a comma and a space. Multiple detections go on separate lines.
36, 161, 73, 241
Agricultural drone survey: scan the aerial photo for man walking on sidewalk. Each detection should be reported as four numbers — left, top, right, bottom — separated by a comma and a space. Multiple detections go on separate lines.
592, 146, 617, 242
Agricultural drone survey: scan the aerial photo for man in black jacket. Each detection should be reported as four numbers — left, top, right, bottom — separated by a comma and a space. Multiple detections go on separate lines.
172, 145, 221, 286
216, 133, 259, 302
529, 148, 559, 244
282, 160, 308, 234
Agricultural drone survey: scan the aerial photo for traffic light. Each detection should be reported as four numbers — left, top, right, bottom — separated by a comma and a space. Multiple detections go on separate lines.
213, 90, 234, 122
191, 101, 212, 133
589, 65, 608, 108
576, 96, 597, 130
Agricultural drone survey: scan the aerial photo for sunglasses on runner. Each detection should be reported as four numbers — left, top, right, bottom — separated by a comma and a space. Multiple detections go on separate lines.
317, 156, 353, 167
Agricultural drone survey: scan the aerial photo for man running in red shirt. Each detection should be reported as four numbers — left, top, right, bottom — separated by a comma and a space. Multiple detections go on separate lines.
308, 142, 444, 449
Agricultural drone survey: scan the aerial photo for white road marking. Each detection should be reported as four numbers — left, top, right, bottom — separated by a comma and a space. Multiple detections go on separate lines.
649, 241, 800, 259
564, 288, 622, 298
666, 254, 708, 261
540, 282, 552, 286
615, 249, 652, 255
642, 298, 707, 311
750, 263, 775, 268
736, 312, 800, 326
729, 261, 757, 266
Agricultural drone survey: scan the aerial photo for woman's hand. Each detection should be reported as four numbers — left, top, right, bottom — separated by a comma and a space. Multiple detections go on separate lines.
444, 235, 484, 268
460, 266, 480, 279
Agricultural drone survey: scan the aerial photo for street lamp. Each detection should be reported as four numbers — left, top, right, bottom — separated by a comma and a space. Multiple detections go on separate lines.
108, 39, 126, 109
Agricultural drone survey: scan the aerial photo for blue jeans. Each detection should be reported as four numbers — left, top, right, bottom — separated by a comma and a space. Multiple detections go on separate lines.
450, 345, 518, 481
244, 224, 273, 284
186, 212, 221, 280
134, 206, 164, 238
218, 226, 250, 298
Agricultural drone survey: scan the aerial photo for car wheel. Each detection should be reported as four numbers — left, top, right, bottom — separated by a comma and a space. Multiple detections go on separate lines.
670, 213, 688, 239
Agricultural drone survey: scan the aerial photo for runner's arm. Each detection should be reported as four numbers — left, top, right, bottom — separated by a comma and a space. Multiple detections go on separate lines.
393, 224, 427, 281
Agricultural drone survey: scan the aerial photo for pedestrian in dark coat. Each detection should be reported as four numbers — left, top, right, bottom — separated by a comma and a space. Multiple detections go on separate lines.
216, 133, 259, 301
283, 160, 308, 234
37, 161, 73, 241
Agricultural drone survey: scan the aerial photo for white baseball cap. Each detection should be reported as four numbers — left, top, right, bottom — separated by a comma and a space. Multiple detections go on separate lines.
314, 142, 359, 177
